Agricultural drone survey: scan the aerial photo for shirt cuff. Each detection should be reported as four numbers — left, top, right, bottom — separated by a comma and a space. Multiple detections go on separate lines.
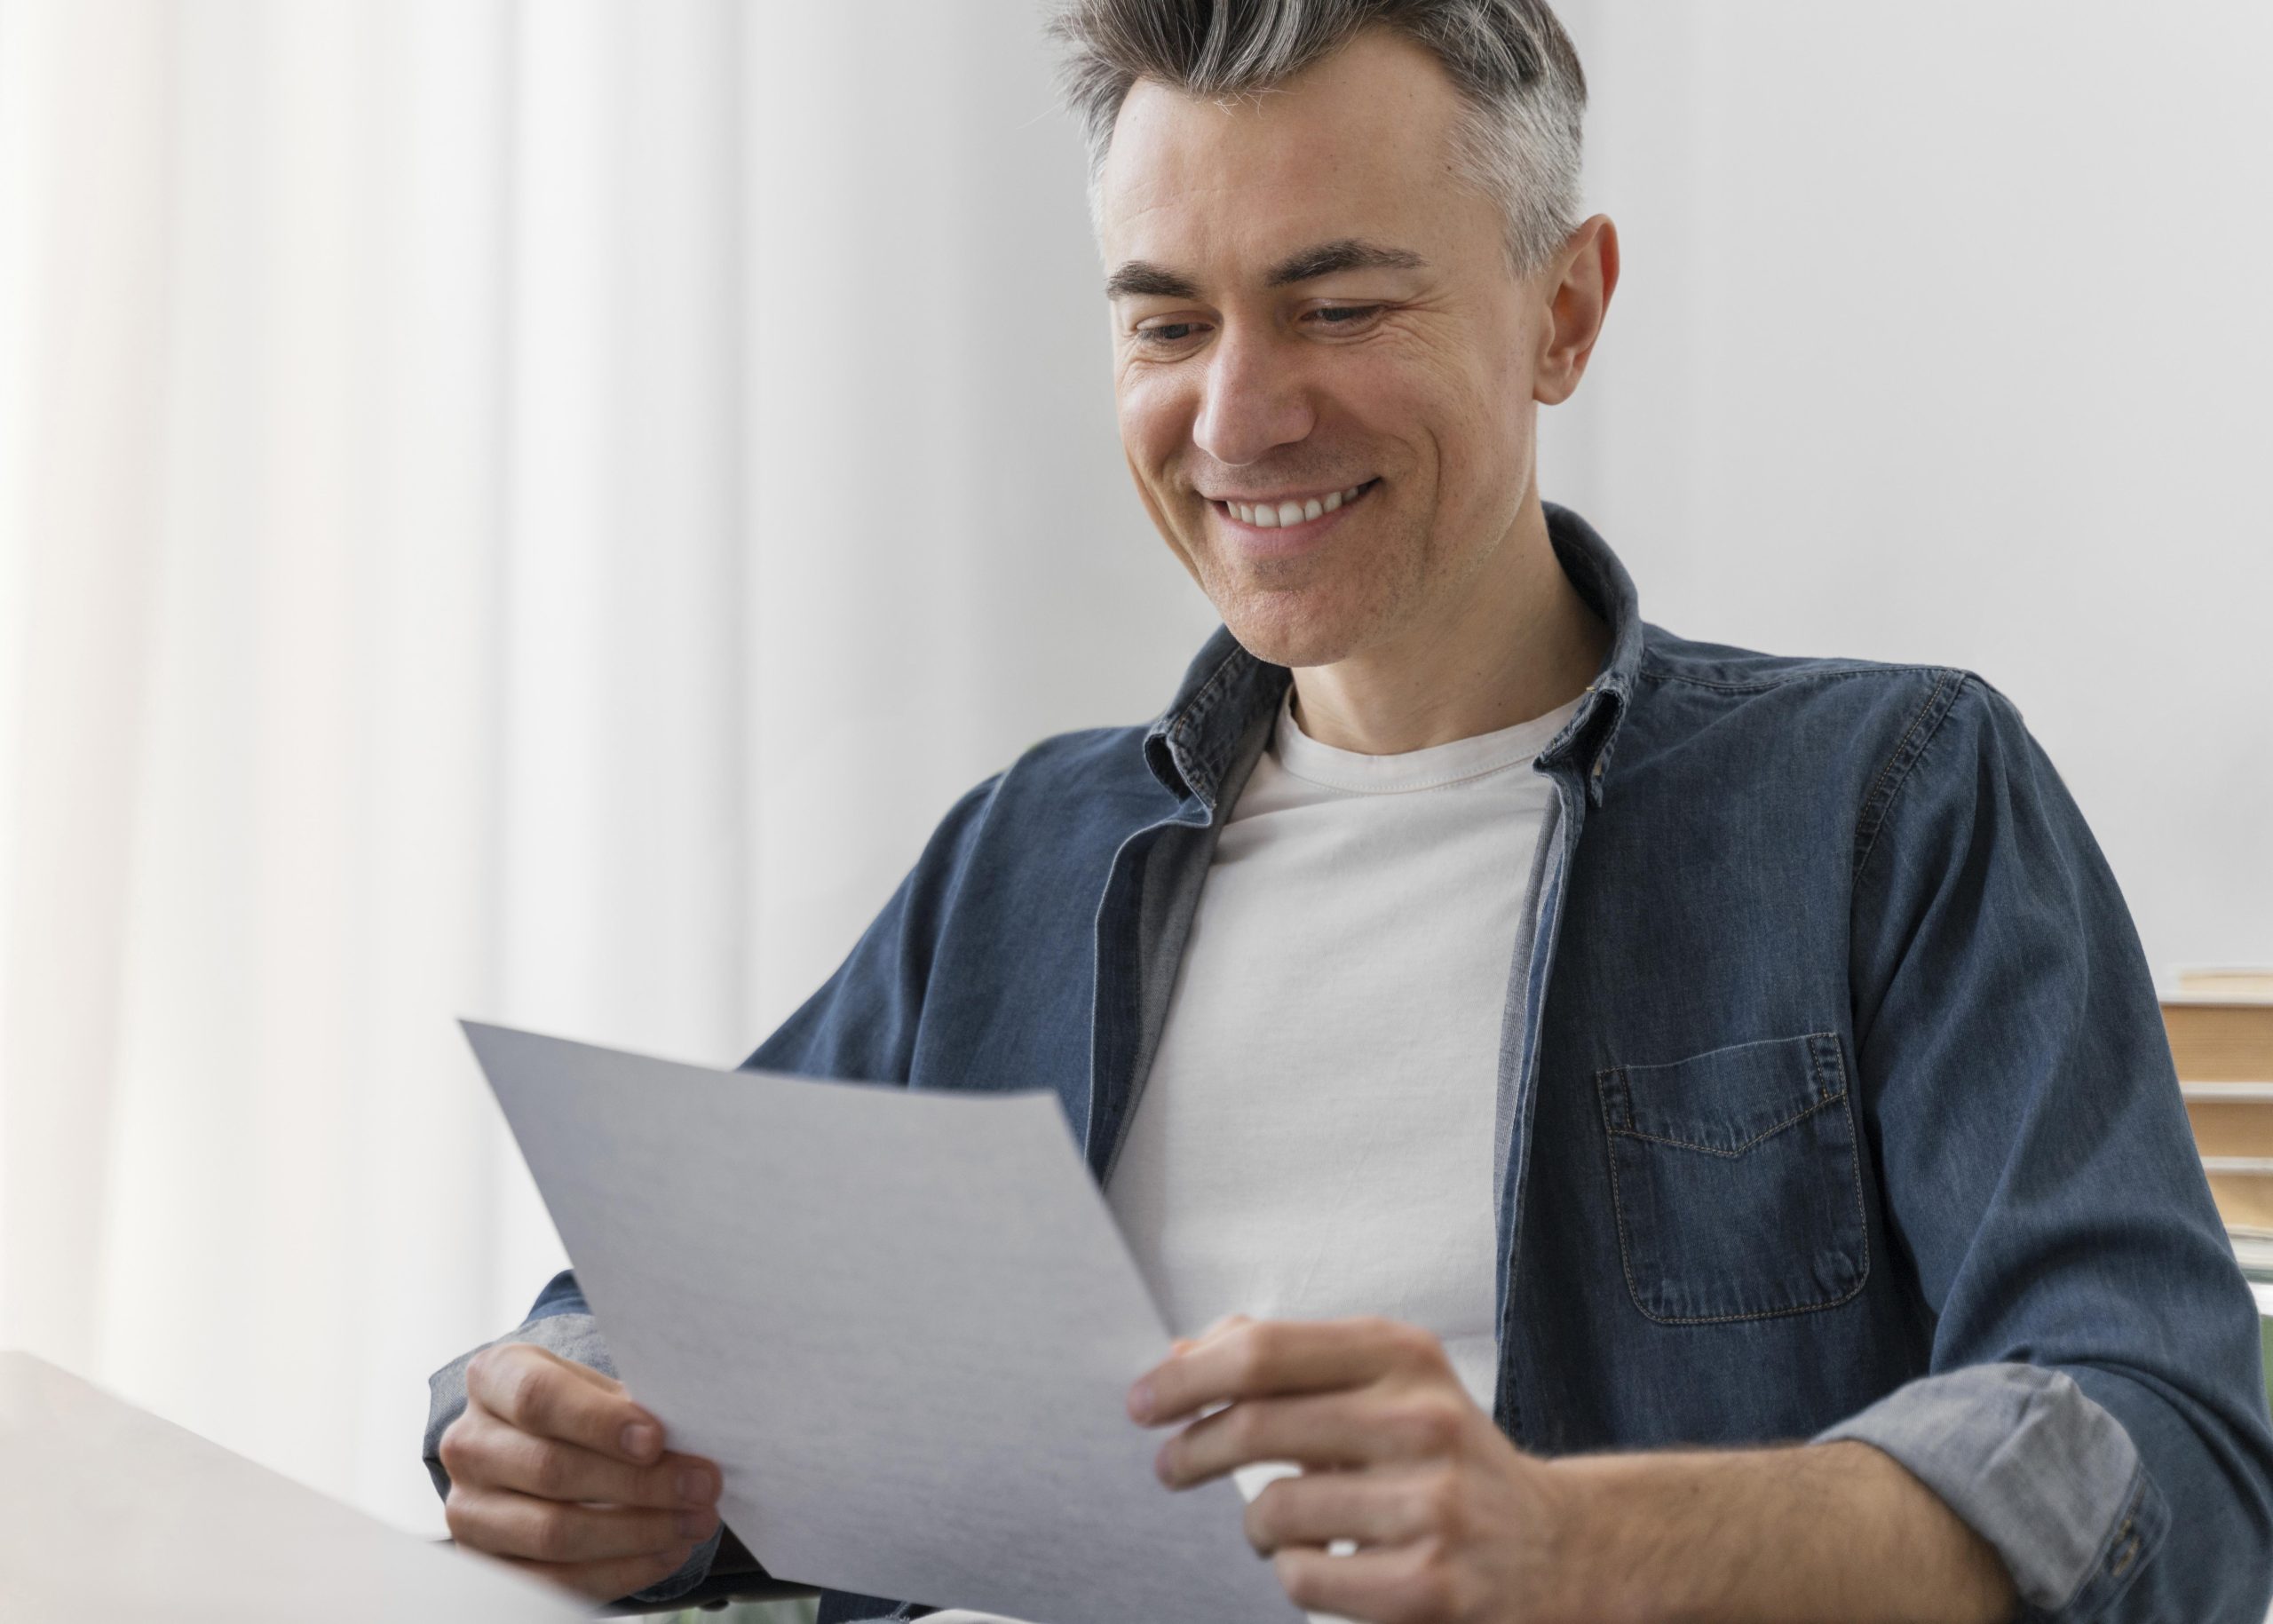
422, 1310, 723, 1606
1814, 1361, 2166, 1620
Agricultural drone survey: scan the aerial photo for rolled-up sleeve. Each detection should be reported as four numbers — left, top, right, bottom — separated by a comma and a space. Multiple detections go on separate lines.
1842, 673, 2273, 1622
1816, 1363, 2165, 1617
422, 1271, 724, 1607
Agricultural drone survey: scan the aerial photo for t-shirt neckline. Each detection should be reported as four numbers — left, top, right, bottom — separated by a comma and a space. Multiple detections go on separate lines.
1270, 685, 1585, 796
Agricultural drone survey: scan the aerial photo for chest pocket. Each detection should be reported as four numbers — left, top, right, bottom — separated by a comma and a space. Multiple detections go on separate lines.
1596, 1031, 1868, 1325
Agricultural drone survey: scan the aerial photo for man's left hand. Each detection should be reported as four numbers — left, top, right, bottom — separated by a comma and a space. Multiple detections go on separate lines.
1129, 1314, 1578, 1623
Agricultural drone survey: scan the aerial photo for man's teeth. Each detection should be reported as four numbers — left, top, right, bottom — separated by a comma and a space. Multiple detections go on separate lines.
1228, 483, 1368, 527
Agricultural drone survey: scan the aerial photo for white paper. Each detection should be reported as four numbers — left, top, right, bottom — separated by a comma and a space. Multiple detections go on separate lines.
0, 1351, 582, 1623
463, 1020, 1302, 1624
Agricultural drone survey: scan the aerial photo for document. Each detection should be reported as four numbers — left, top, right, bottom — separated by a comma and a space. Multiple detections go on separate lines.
0, 1351, 581, 1623
463, 1020, 1302, 1624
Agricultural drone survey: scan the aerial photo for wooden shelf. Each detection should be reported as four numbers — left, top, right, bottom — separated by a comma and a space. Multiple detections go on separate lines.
2166, 999, 2273, 1232
2164, 999, 2273, 1082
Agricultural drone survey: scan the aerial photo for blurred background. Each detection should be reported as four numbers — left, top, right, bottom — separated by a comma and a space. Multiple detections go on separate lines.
1, 0, 2268, 1563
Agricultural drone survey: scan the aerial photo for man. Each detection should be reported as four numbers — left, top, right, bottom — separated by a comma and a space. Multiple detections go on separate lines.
424, 3, 2273, 1620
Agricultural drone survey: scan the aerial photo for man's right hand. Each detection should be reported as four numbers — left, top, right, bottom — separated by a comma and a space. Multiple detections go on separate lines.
438, 1341, 724, 1602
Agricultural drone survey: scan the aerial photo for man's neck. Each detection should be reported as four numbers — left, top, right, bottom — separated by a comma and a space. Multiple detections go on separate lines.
1288, 502, 1611, 756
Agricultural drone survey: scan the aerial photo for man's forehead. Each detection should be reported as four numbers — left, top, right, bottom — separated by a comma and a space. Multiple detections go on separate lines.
1105, 76, 1442, 211
1096, 38, 1476, 280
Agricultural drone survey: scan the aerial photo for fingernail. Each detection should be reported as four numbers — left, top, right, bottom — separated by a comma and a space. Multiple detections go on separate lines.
621, 1422, 659, 1460
1127, 1380, 1153, 1423
677, 1468, 715, 1505
678, 1509, 717, 1540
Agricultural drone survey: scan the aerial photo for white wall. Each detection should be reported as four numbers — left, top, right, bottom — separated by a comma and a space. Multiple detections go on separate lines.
1542, 1, 2273, 977
741, 2, 1220, 1042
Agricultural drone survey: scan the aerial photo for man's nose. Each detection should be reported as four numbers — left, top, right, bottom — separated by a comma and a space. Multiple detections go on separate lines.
1191, 329, 1316, 467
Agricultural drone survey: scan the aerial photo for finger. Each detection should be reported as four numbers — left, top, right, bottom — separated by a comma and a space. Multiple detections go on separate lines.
446, 1483, 719, 1565
1171, 1312, 1252, 1358
467, 1407, 720, 1511
467, 1342, 667, 1464
1243, 1467, 1443, 1554
1273, 1541, 1464, 1624
1132, 1316, 1442, 1426
487, 1543, 702, 1604
1159, 1386, 1470, 1486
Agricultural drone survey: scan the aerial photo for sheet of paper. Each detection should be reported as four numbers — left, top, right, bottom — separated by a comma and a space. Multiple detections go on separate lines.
463, 1020, 1301, 1624
0, 1351, 582, 1623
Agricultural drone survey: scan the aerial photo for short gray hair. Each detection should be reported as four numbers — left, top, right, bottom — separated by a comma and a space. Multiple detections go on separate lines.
1046, 0, 1588, 275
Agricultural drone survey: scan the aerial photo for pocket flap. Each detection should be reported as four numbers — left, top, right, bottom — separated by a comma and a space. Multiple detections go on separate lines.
1599, 1031, 1848, 1155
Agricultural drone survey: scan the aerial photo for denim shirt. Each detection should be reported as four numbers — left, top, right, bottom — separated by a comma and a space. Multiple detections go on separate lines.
426, 505, 2273, 1623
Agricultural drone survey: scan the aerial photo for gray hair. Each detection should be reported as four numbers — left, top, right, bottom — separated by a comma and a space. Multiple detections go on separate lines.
1046, 0, 1588, 275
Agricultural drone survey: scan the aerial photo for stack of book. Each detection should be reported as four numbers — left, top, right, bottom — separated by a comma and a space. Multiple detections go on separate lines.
2164, 970, 2273, 1620
2166, 970, 2273, 1326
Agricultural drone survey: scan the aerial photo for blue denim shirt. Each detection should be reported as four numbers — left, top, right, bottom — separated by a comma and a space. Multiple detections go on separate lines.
427, 504, 2273, 1622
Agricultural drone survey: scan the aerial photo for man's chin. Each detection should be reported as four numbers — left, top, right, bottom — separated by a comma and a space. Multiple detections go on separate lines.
1211, 595, 1371, 671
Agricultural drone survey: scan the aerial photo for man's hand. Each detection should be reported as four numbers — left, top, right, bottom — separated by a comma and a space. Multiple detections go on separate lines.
438, 1342, 724, 1603
1130, 1314, 1577, 1623
1129, 1315, 2018, 1624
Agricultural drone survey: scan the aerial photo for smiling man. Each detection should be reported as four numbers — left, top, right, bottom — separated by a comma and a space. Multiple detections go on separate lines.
421, 4, 2273, 1621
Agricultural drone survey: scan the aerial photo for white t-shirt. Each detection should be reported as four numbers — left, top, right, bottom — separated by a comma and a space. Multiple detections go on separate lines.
924, 686, 1576, 1624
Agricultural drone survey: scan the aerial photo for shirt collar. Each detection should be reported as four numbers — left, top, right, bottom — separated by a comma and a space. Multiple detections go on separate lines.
1144, 501, 1644, 812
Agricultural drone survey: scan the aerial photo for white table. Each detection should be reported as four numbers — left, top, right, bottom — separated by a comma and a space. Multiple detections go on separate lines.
0, 1351, 582, 1622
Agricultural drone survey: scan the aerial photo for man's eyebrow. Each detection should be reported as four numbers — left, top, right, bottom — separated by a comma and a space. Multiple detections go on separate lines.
1104, 262, 1202, 300
1263, 238, 1428, 287
1103, 239, 1428, 301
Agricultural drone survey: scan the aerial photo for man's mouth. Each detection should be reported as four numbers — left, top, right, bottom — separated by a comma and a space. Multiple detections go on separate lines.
1210, 479, 1379, 530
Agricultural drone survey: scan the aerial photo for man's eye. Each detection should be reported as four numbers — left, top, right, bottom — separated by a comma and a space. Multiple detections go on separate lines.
1136, 322, 1206, 348
1310, 305, 1384, 329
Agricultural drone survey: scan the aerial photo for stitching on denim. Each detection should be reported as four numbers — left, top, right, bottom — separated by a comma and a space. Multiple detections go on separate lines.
1612, 1028, 1844, 1074
1594, 1033, 1871, 1327
1599, 1066, 1633, 1133
1852, 669, 1965, 883
1605, 1089, 1846, 1158
1596, 1067, 1652, 1319
1599, 1030, 1846, 1153
1636, 660, 1964, 696
1165, 645, 1258, 796
1855, 671, 1952, 853
1825, 1035, 1872, 1310
2052, 1463, 2155, 1614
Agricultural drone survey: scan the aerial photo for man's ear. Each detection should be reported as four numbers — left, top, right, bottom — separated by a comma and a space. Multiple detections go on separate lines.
1533, 214, 1620, 407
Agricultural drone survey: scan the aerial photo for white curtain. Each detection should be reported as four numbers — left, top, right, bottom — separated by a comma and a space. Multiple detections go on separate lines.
4, 0, 2268, 1547
0, 0, 1212, 1536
